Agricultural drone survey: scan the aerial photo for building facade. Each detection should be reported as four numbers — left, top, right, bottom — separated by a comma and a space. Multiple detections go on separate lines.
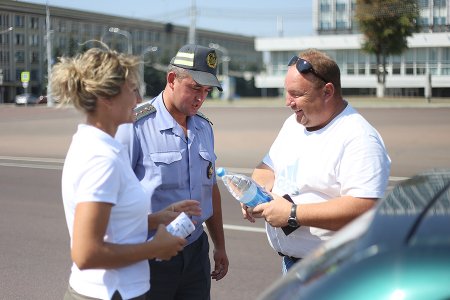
256, 0, 450, 97
0, 0, 261, 103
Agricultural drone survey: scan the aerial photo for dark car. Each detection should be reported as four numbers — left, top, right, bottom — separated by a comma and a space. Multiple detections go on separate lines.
258, 169, 450, 300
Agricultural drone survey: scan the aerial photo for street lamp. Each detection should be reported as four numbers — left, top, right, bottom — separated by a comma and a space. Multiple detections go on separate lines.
108, 27, 132, 54
140, 46, 158, 97
0, 26, 13, 35
209, 43, 231, 101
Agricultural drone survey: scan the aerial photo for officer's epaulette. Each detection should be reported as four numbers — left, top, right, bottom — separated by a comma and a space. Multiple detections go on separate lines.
196, 111, 213, 125
134, 102, 156, 122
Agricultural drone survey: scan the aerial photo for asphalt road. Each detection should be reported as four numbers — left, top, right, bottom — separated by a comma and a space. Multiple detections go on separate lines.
0, 103, 449, 299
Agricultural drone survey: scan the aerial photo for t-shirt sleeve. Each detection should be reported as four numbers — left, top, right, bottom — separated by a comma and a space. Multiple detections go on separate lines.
338, 133, 391, 198
74, 155, 121, 205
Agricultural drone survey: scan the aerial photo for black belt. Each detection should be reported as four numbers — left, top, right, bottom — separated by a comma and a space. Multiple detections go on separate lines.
278, 252, 301, 263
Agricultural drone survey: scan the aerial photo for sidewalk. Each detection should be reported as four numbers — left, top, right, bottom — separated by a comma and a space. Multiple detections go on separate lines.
203, 96, 450, 108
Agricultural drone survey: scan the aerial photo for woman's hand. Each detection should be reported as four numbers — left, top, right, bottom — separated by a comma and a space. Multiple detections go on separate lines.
150, 224, 186, 260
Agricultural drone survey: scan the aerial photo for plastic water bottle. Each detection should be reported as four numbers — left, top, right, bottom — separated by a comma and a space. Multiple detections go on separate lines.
216, 167, 272, 207
166, 212, 195, 238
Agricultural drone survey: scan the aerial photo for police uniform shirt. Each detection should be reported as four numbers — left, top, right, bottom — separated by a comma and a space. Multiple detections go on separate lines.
115, 92, 217, 245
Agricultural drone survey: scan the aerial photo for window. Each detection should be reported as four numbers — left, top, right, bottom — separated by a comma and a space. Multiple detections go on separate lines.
336, 3, 346, 12
0, 14, 10, 27
419, 17, 429, 26
15, 51, 25, 63
15, 34, 25, 45
29, 35, 39, 46
30, 17, 39, 29
31, 70, 39, 81
418, 0, 429, 8
405, 50, 414, 75
391, 55, 401, 75
358, 52, 366, 75
320, 0, 331, 12
336, 20, 347, 29
0, 51, 10, 63
30, 51, 39, 64
15, 15, 25, 28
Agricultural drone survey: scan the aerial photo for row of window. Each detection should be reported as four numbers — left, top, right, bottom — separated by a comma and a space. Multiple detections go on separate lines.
0, 15, 41, 29
270, 48, 450, 76
1, 51, 41, 64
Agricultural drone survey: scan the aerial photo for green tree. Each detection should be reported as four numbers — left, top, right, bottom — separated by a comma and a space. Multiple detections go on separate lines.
355, 0, 420, 97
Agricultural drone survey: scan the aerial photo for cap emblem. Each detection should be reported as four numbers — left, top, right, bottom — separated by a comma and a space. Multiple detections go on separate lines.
206, 53, 217, 68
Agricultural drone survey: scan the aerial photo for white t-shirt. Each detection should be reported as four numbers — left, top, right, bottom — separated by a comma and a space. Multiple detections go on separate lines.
263, 103, 391, 258
62, 124, 150, 300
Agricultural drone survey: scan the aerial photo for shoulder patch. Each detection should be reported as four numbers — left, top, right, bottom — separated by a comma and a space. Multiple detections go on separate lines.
196, 111, 213, 125
134, 102, 156, 122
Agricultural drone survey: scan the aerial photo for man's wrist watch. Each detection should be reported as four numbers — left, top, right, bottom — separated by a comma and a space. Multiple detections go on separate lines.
287, 203, 300, 227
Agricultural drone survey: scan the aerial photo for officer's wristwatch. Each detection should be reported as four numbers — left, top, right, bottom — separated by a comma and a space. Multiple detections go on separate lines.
287, 203, 300, 227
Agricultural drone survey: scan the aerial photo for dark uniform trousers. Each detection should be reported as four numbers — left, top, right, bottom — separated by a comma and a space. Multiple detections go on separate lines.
148, 231, 211, 300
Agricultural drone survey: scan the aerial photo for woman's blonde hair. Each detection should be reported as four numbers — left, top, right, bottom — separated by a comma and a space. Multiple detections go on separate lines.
51, 46, 140, 113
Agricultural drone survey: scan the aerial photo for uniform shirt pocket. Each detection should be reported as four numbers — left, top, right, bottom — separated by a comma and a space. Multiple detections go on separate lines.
147, 151, 183, 189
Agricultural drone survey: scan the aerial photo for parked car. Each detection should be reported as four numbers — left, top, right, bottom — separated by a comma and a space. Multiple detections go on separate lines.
15, 94, 47, 105
258, 169, 450, 300
15, 93, 35, 105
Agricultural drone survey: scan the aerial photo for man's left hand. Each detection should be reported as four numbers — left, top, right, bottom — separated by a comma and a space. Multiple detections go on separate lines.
210, 248, 229, 281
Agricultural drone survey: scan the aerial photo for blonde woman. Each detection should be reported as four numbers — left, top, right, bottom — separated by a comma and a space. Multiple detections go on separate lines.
52, 47, 201, 300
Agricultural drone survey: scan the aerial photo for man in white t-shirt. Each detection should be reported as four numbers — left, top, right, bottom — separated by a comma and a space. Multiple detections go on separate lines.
245, 49, 391, 273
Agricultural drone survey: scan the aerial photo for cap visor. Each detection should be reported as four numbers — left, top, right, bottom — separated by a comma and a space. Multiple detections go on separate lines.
187, 70, 223, 91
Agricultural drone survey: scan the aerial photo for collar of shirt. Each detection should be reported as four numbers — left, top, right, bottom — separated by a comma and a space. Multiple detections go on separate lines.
152, 93, 206, 133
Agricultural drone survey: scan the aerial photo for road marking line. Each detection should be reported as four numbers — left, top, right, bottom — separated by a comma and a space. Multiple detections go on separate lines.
0, 156, 409, 181
0, 155, 64, 163
223, 224, 266, 233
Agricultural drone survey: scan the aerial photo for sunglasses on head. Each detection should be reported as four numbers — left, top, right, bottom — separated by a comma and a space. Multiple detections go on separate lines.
288, 56, 329, 84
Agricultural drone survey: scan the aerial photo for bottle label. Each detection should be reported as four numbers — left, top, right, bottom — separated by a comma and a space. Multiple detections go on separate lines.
166, 212, 195, 238
242, 185, 272, 207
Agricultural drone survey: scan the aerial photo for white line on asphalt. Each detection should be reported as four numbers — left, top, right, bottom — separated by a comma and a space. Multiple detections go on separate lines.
0, 155, 64, 163
0, 162, 62, 170
223, 224, 266, 233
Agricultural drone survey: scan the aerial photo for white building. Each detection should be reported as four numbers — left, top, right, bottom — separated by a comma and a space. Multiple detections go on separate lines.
255, 0, 450, 97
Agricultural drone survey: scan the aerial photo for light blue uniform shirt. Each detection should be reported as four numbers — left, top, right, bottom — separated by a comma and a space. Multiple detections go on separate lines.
116, 93, 217, 244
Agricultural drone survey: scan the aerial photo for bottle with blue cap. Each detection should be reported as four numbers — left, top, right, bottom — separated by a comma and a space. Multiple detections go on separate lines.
216, 167, 272, 207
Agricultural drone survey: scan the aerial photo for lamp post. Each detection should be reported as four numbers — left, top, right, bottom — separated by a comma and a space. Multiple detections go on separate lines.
208, 43, 231, 101
140, 46, 158, 97
0, 27, 13, 104
108, 27, 132, 54
46, 2, 54, 107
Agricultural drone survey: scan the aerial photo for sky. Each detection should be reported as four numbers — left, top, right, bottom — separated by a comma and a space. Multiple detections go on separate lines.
20, 0, 314, 37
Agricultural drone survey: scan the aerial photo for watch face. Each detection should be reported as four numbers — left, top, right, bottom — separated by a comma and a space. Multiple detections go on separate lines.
288, 218, 299, 228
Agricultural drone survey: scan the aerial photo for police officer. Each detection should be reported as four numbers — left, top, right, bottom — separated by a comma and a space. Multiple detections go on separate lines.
116, 44, 229, 300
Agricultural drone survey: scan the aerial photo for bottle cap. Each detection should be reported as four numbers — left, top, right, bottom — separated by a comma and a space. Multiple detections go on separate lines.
216, 167, 225, 177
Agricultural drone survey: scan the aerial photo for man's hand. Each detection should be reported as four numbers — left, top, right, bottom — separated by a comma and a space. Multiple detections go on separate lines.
210, 248, 229, 281
252, 193, 291, 227
241, 203, 264, 223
